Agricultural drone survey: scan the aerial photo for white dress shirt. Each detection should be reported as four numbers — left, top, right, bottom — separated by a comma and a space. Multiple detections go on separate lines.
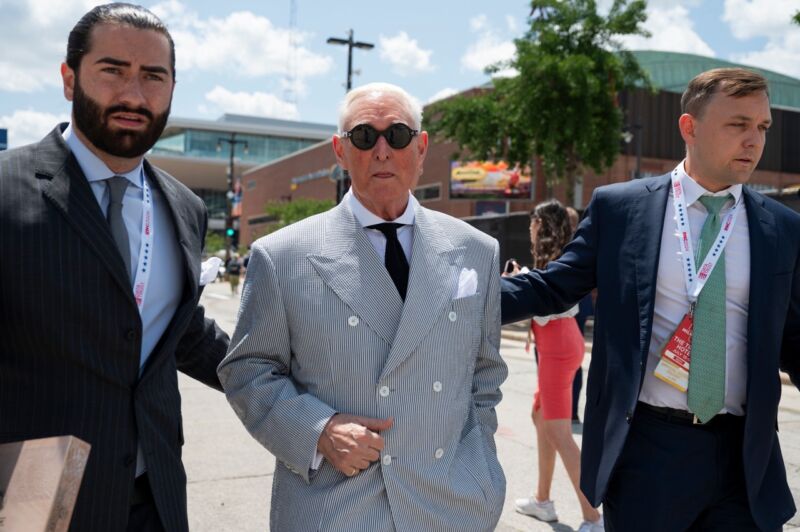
64, 124, 184, 474
639, 161, 750, 415
346, 189, 416, 262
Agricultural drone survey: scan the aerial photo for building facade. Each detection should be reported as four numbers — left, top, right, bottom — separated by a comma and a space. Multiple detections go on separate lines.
237, 51, 800, 247
147, 114, 335, 233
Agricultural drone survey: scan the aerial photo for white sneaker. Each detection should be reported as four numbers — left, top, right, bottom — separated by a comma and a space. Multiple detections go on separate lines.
514, 497, 558, 522
578, 515, 604, 532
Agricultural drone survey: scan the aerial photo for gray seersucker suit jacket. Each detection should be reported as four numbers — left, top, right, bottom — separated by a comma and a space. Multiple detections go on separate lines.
218, 198, 507, 531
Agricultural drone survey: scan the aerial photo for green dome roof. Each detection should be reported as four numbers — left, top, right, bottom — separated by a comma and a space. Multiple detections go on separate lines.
632, 50, 800, 111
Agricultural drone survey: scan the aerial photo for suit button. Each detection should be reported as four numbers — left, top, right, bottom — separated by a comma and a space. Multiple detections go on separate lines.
434, 448, 444, 459
382, 455, 392, 466
123, 454, 135, 467
125, 329, 137, 341
448, 311, 457, 322
625, 410, 633, 424
379, 385, 390, 397
348, 316, 359, 327
433, 381, 442, 393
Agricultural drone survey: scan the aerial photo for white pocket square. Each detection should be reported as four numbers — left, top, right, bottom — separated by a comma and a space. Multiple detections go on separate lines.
199, 257, 222, 286
454, 267, 478, 299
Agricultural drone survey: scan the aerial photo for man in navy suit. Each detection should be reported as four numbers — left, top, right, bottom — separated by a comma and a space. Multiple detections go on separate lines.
502, 68, 800, 531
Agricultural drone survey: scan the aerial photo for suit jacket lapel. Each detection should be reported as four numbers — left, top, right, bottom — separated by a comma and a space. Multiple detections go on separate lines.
307, 202, 404, 346
633, 175, 671, 365
380, 206, 463, 380
144, 160, 199, 301
37, 126, 135, 304
742, 188, 776, 389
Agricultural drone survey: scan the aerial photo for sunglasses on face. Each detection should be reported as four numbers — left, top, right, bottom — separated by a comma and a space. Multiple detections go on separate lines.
341, 123, 419, 150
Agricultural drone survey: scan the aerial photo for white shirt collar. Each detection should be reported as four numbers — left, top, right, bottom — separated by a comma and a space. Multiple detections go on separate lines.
63, 123, 144, 188
676, 160, 742, 207
345, 189, 418, 228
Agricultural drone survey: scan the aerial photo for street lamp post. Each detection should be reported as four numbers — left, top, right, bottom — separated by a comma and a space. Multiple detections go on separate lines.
217, 133, 248, 260
327, 29, 374, 92
327, 30, 372, 203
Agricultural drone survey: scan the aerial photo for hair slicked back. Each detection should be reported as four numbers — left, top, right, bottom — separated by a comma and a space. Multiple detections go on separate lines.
66, 2, 176, 78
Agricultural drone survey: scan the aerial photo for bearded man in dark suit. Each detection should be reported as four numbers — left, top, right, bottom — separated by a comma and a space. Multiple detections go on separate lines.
0, 4, 229, 531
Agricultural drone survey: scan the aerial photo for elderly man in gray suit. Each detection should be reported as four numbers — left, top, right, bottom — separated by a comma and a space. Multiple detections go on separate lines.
218, 82, 508, 531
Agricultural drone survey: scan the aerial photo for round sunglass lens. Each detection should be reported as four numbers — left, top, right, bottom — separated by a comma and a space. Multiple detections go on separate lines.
387, 125, 411, 148
352, 125, 377, 149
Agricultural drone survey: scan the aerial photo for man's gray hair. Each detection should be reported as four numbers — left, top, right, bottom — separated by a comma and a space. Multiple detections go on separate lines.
338, 82, 423, 132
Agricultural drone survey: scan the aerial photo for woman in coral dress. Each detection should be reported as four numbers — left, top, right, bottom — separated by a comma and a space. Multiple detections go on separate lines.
513, 200, 604, 532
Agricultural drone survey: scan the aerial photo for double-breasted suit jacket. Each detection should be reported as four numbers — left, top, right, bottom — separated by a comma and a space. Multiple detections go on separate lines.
0, 126, 229, 531
219, 199, 508, 531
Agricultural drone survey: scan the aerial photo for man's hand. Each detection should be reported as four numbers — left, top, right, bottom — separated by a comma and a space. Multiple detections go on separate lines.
317, 414, 393, 477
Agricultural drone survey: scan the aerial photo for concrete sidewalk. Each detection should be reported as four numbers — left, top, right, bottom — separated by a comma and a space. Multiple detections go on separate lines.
181, 281, 800, 530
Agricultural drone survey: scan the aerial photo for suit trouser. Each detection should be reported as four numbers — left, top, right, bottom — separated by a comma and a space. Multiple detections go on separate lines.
127, 473, 166, 532
604, 403, 772, 532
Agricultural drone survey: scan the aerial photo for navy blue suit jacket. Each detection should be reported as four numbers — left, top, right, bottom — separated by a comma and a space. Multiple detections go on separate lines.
501, 174, 800, 530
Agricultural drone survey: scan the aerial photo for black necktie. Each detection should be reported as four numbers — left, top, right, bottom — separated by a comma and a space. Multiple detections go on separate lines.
368, 223, 409, 301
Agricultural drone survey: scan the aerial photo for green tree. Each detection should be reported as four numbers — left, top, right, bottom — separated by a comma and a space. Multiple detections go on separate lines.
794, 10, 800, 24
258, 197, 335, 237
425, 0, 652, 203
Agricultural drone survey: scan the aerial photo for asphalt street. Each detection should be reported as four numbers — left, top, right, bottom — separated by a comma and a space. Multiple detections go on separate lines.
181, 280, 800, 531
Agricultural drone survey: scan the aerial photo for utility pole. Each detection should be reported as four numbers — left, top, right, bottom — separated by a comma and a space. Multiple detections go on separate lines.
217, 133, 249, 260
327, 29, 374, 91
327, 30, 372, 203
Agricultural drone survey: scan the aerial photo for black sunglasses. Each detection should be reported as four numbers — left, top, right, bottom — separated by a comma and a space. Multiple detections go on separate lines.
341, 123, 419, 150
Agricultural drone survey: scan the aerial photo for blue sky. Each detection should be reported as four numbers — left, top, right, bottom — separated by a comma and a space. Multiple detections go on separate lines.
1, 0, 798, 148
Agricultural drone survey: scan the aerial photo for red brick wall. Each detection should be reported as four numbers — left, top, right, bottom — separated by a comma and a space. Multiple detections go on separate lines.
240, 139, 800, 246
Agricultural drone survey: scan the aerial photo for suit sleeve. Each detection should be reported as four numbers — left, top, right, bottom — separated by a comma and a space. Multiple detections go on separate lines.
780, 232, 800, 388
174, 305, 229, 390
501, 189, 600, 324
217, 244, 337, 483
473, 240, 509, 447
174, 204, 230, 390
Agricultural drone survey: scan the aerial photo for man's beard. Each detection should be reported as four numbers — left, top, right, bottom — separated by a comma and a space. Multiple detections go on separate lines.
72, 77, 170, 159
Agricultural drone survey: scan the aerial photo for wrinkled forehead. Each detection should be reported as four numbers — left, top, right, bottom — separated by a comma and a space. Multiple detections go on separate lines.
341, 92, 414, 130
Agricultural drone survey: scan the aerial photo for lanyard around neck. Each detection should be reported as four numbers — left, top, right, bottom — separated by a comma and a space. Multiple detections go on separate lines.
669, 168, 741, 304
131, 177, 154, 314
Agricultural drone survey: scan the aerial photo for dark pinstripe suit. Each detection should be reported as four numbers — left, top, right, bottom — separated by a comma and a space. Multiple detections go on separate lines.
0, 125, 229, 531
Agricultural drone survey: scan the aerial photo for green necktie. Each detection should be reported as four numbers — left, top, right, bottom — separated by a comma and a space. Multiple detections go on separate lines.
687, 194, 731, 423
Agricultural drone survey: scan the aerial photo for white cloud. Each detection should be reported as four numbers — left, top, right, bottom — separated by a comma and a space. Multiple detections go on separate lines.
617, 5, 715, 57
427, 87, 458, 104
378, 32, 434, 76
0, 0, 97, 92
204, 86, 298, 120
506, 15, 521, 34
723, 0, 800, 77
470, 14, 489, 31
151, 1, 332, 80
731, 33, 800, 77
461, 14, 517, 74
723, 0, 797, 40
0, 109, 70, 148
